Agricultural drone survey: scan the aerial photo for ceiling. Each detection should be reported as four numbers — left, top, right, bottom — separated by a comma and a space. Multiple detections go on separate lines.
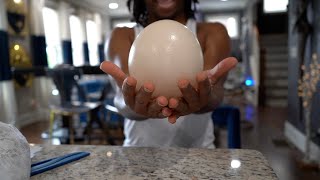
72, 0, 251, 17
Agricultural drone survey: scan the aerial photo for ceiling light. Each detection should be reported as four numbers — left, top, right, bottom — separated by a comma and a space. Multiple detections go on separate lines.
220, 0, 228, 2
13, 0, 22, 4
108, 3, 119, 10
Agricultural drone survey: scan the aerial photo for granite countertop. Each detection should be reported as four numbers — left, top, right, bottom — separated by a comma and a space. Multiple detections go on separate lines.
31, 145, 278, 180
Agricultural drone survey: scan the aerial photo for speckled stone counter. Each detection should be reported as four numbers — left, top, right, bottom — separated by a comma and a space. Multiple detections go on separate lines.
31, 145, 278, 180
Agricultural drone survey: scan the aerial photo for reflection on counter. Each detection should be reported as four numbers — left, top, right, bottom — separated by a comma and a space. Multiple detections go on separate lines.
231, 159, 241, 169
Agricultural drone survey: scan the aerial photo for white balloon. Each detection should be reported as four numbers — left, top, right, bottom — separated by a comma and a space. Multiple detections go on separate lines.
128, 20, 204, 98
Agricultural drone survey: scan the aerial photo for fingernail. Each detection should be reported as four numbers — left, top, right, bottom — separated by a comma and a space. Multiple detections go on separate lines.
126, 79, 133, 86
162, 108, 171, 117
144, 86, 152, 93
158, 100, 165, 107
99, 63, 104, 69
169, 99, 178, 109
168, 117, 176, 124
197, 72, 207, 82
178, 80, 189, 89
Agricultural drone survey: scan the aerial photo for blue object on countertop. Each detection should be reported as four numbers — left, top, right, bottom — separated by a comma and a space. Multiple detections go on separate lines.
30, 152, 90, 176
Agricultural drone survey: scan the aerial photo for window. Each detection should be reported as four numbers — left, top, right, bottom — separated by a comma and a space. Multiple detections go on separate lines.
205, 14, 239, 39
69, 15, 84, 67
86, 20, 99, 66
42, 7, 63, 68
263, 0, 288, 13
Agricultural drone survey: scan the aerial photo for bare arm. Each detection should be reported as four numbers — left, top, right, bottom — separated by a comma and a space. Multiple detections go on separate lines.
197, 23, 232, 112
106, 28, 132, 86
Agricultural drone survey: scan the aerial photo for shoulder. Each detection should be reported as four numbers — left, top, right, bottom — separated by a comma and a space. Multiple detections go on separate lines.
106, 27, 135, 63
107, 27, 135, 56
110, 27, 135, 42
197, 22, 229, 40
196, 22, 231, 68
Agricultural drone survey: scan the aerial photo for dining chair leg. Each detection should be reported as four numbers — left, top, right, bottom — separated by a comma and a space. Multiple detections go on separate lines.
69, 116, 74, 144
49, 111, 55, 139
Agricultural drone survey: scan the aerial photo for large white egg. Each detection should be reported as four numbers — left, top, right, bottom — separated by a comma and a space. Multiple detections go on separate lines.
128, 20, 204, 98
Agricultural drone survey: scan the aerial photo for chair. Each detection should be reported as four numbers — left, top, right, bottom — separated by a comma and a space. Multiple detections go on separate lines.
89, 81, 124, 145
212, 105, 241, 149
101, 84, 124, 130
47, 65, 100, 144
79, 79, 119, 145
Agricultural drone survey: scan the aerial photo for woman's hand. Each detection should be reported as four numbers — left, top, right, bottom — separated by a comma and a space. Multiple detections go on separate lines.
100, 61, 172, 119
167, 57, 238, 124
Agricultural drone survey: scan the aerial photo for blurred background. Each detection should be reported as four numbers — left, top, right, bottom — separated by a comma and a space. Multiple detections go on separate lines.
0, 0, 320, 179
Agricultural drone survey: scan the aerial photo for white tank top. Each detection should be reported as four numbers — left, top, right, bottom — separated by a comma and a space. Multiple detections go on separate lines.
123, 19, 215, 148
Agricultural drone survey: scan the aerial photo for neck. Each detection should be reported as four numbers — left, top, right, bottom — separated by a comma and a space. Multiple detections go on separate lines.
146, 13, 188, 26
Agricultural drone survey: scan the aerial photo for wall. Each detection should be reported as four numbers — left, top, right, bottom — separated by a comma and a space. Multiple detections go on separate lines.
286, 0, 320, 157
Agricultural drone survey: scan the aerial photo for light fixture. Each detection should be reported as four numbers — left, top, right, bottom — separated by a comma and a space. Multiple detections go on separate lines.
108, 2, 119, 10
14, 45, 20, 51
245, 79, 254, 87
264, 0, 288, 13
13, 0, 22, 4
220, 0, 228, 2
52, 89, 59, 96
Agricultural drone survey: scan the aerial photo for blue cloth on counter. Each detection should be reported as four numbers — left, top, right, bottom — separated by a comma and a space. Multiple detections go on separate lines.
31, 152, 90, 176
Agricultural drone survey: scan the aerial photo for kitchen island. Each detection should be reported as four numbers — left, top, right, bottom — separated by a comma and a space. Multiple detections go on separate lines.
31, 145, 277, 179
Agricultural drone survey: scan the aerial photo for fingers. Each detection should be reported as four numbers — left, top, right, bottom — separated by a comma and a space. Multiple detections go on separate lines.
134, 82, 154, 114
169, 98, 189, 114
122, 77, 137, 108
168, 115, 179, 124
167, 98, 185, 124
100, 61, 127, 87
197, 71, 211, 107
147, 96, 169, 117
207, 57, 238, 84
178, 79, 200, 111
162, 107, 173, 118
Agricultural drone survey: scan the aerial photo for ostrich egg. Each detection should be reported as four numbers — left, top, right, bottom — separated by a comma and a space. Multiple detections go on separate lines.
128, 20, 204, 98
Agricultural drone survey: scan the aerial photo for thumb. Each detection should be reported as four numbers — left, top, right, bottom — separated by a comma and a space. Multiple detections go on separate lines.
207, 57, 238, 84
100, 61, 127, 87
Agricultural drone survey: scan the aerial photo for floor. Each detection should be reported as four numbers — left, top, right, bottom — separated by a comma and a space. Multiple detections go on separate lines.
240, 106, 320, 180
20, 105, 320, 180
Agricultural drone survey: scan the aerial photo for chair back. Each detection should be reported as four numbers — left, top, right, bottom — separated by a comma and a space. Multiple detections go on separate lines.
47, 65, 85, 105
